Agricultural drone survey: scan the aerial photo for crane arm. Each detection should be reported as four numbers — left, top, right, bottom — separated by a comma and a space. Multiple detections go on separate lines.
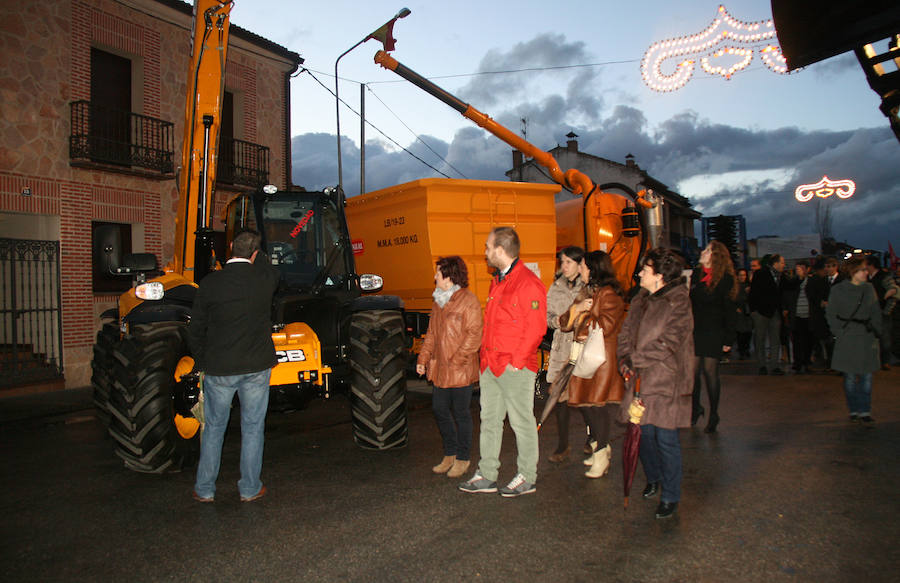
375, 50, 651, 205
169, 0, 234, 280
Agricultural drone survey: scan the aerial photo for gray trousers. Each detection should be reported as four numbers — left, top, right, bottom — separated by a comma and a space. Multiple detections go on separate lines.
751, 311, 781, 370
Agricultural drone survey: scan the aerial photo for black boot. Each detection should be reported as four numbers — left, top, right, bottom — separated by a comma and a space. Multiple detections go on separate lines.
642, 482, 659, 498
704, 413, 720, 434
655, 501, 678, 519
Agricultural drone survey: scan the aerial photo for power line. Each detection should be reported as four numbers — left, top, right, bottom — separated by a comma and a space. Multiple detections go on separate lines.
298, 68, 453, 179
365, 85, 468, 179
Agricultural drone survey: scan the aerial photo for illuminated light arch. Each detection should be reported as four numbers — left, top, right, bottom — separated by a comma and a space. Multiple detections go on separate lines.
794, 176, 856, 202
641, 5, 789, 92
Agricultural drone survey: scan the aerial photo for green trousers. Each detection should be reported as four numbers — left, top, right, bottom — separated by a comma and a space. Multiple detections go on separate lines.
477, 367, 539, 484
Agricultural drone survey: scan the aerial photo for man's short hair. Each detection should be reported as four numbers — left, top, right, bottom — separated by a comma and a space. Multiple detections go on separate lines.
490, 226, 520, 258
824, 256, 839, 267
795, 259, 810, 269
864, 255, 882, 269
770, 253, 783, 265
232, 230, 261, 259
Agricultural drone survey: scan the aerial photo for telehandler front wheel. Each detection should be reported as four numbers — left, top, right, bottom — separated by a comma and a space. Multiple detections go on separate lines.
349, 310, 409, 450
107, 323, 199, 473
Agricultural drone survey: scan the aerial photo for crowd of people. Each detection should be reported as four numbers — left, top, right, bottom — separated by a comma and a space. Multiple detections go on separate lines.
187, 227, 895, 513
416, 227, 898, 520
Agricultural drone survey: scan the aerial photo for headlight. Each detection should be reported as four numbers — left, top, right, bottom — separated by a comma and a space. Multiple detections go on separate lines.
359, 274, 383, 292
135, 281, 165, 300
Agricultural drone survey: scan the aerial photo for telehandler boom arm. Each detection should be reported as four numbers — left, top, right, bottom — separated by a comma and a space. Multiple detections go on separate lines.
374, 50, 651, 208
170, 0, 234, 282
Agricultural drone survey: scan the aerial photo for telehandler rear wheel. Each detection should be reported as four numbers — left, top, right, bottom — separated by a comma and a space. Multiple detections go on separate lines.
349, 310, 408, 450
91, 322, 119, 427
107, 323, 199, 473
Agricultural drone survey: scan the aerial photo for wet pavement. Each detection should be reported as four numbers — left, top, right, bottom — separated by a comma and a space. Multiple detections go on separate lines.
1, 361, 899, 582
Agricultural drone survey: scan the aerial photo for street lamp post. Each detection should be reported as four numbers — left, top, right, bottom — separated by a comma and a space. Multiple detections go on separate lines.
334, 8, 410, 195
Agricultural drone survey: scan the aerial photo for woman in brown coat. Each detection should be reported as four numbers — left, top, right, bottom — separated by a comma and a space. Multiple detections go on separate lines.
617, 248, 695, 519
417, 256, 483, 479
559, 250, 625, 478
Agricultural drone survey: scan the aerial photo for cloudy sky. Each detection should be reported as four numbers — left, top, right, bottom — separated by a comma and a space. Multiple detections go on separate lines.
230, 0, 900, 252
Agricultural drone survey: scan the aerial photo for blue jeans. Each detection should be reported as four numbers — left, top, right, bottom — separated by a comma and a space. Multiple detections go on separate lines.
194, 369, 271, 499
432, 384, 474, 460
639, 424, 683, 504
843, 372, 873, 416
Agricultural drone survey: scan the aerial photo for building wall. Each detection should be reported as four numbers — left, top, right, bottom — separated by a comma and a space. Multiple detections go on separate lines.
0, 0, 296, 388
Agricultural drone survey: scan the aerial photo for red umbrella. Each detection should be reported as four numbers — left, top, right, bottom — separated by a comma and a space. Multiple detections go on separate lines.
622, 376, 645, 509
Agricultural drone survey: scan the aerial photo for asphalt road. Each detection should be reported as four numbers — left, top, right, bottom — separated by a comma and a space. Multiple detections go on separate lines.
1, 362, 899, 582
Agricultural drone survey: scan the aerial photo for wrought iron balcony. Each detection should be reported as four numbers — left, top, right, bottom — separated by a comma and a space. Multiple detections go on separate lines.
69, 100, 174, 175
218, 136, 269, 187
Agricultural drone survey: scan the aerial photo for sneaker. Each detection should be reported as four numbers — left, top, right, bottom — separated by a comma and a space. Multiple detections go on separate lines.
859, 415, 875, 425
499, 473, 536, 498
849, 413, 860, 422
458, 472, 498, 494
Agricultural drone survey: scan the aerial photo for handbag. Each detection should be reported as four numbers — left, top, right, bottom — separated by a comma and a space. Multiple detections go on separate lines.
573, 325, 606, 378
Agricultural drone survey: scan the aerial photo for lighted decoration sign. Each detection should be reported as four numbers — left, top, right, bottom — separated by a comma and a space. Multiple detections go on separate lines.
641, 5, 788, 92
794, 176, 856, 202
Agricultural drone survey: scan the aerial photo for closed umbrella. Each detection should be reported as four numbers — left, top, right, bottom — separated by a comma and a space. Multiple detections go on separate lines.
622, 376, 644, 509
536, 362, 575, 431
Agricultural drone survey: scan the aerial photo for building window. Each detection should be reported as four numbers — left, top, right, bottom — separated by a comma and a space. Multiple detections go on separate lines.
92, 221, 133, 293
90, 48, 132, 166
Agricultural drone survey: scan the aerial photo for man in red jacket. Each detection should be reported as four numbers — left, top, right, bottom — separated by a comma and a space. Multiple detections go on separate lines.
458, 227, 547, 497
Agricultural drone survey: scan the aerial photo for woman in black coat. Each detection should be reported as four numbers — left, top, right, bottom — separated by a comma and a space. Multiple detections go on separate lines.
690, 241, 737, 433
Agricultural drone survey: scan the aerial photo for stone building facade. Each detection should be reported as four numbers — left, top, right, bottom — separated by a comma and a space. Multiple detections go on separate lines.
505, 134, 700, 255
0, 0, 301, 389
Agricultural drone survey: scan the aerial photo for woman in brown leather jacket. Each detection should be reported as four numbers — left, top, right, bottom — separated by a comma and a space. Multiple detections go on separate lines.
559, 250, 626, 478
416, 256, 484, 479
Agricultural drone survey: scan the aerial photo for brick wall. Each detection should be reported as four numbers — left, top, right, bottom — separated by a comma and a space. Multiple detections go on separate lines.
0, 0, 297, 389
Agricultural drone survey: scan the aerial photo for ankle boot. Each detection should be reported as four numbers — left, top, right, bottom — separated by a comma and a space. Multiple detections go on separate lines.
548, 445, 571, 463
446, 459, 470, 478
704, 414, 719, 434
585, 444, 611, 478
432, 455, 456, 474
691, 405, 705, 426
583, 440, 599, 466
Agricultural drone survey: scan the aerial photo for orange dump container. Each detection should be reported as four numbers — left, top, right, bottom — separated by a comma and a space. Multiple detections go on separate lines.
346, 178, 560, 313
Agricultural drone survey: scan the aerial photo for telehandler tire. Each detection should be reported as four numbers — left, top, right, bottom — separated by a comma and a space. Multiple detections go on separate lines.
107, 323, 198, 473
91, 322, 119, 426
349, 310, 409, 450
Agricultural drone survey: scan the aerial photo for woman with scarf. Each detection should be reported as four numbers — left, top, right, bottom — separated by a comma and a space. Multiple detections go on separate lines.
690, 241, 737, 433
545, 246, 587, 462
417, 256, 484, 479
559, 250, 626, 478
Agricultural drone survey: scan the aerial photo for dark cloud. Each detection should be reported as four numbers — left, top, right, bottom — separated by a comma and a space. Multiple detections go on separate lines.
292, 35, 900, 253
456, 33, 600, 110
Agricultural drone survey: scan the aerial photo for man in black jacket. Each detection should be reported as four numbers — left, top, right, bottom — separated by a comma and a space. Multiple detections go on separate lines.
188, 230, 280, 503
749, 254, 785, 375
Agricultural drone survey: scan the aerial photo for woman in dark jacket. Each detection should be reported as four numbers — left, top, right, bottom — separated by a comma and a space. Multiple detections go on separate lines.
825, 258, 882, 423
559, 250, 626, 478
416, 256, 484, 479
690, 240, 738, 433
618, 248, 694, 519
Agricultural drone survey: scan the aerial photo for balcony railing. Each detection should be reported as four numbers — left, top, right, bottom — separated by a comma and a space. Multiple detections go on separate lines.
218, 136, 269, 187
69, 100, 174, 175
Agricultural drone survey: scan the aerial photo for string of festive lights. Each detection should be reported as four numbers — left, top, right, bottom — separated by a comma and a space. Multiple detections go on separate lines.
641, 5, 789, 92
794, 176, 857, 202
